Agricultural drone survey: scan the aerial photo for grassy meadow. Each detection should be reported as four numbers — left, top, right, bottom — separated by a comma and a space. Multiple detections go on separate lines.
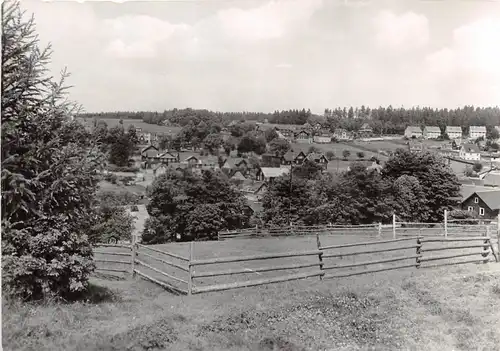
4, 259, 500, 351
80, 117, 182, 135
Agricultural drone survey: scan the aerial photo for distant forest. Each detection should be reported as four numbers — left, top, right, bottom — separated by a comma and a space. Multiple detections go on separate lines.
78, 105, 500, 135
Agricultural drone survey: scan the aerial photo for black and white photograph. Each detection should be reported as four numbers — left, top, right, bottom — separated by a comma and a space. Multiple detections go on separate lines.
2, 0, 500, 350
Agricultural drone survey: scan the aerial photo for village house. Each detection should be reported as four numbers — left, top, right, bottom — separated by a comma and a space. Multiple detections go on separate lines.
241, 181, 267, 202
140, 145, 159, 161
408, 141, 425, 153
446, 126, 463, 139
306, 152, 329, 170
157, 151, 179, 165
221, 158, 248, 172
459, 143, 481, 161
461, 190, 500, 220
333, 128, 351, 141
313, 130, 332, 144
276, 129, 295, 142
469, 126, 487, 140
423, 126, 441, 139
358, 123, 373, 135
230, 170, 247, 180
256, 167, 289, 183
482, 171, 500, 187
281, 150, 307, 166
295, 130, 313, 144
404, 126, 422, 139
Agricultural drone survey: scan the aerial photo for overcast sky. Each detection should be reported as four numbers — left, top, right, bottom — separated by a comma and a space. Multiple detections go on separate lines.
23, 0, 500, 114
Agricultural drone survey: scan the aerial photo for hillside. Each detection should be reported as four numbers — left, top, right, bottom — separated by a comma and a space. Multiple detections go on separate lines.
4, 264, 500, 351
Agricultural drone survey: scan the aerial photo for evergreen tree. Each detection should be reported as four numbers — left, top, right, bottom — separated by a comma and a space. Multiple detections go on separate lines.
1, 0, 104, 300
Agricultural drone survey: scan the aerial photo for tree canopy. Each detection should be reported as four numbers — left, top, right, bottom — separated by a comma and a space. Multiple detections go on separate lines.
142, 169, 251, 243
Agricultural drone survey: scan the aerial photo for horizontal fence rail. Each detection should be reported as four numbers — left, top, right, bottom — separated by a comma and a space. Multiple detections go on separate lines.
93, 243, 132, 275
93, 213, 500, 295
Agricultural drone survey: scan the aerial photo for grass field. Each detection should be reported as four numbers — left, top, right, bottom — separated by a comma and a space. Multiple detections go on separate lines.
4, 258, 500, 351
82, 118, 182, 135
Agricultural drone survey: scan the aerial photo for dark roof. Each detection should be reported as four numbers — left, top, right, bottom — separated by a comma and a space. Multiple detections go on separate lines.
246, 200, 264, 213
467, 190, 500, 210
283, 151, 296, 162
483, 172, 500, 187
307, 152, 326, 161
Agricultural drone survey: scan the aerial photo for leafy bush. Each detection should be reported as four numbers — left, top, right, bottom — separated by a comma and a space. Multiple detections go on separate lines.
1, 1, 104, 301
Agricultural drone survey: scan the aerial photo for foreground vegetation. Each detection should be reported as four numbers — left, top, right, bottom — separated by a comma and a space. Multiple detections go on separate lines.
4, 264, 500, 351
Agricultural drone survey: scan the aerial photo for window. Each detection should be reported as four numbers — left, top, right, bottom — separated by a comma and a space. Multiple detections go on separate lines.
479, 208, 485, 216
468, 206, 473, 212
474, 197, 479, 203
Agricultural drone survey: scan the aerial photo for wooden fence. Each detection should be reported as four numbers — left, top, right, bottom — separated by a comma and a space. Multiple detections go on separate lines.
218, 223, 384, 240
94, 233, 498, 296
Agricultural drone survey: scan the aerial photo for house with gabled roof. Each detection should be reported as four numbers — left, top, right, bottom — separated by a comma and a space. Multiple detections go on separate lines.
404, 126, 422, 139
241, 181, 267, 201
423, 126, 441, 139
461, 190, 500, 219
281, 150, 307, 166
256, 167, 290, 183
446, 126, 462, 139
295, 130, 313, 144
333, 128, 351, 141
459, 143, 481, 161
482, 171, 500, 187
157, 151, 179, 165
230, 170, 247, 181
313, 129, 332, 144
359, 123, 373, 135
306, 152, 329, 170
469, 126, 487, 140
221, 157, 248, 171
141, 145, 159, 161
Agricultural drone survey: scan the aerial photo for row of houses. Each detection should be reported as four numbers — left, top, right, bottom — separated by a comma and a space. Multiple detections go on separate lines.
405, 125, 499, 140
409, 140, 483, 161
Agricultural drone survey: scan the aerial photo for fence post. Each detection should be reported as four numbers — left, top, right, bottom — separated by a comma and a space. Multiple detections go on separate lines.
497, 213, 500, 258
131, 235, 136, 278
444, 209, 448, 238
416, 237, 421, 269
378, 222, 382, 238
316, 234, 323, 280
483, 226, 490, 264
188, 241, 194, 296
392, 214, 396, 239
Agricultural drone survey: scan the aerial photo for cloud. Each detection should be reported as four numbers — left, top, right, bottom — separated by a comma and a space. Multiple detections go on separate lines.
214, 0, 323, 41
425, 17, 500, 106
372, 10, 429, 52
103, 15, 191, 59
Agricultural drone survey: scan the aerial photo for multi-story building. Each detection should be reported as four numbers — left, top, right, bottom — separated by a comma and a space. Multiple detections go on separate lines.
404, 126, 422, 139
446, 126, 463, 140
423, 126, 441, 139
469, 126, 487, 140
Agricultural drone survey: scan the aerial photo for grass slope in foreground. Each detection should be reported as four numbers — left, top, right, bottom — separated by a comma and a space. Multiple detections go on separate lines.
3, 264, 500, 351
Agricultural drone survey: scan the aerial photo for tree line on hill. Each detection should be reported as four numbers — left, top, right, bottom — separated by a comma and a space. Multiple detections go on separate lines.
79, 105, 500, 136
